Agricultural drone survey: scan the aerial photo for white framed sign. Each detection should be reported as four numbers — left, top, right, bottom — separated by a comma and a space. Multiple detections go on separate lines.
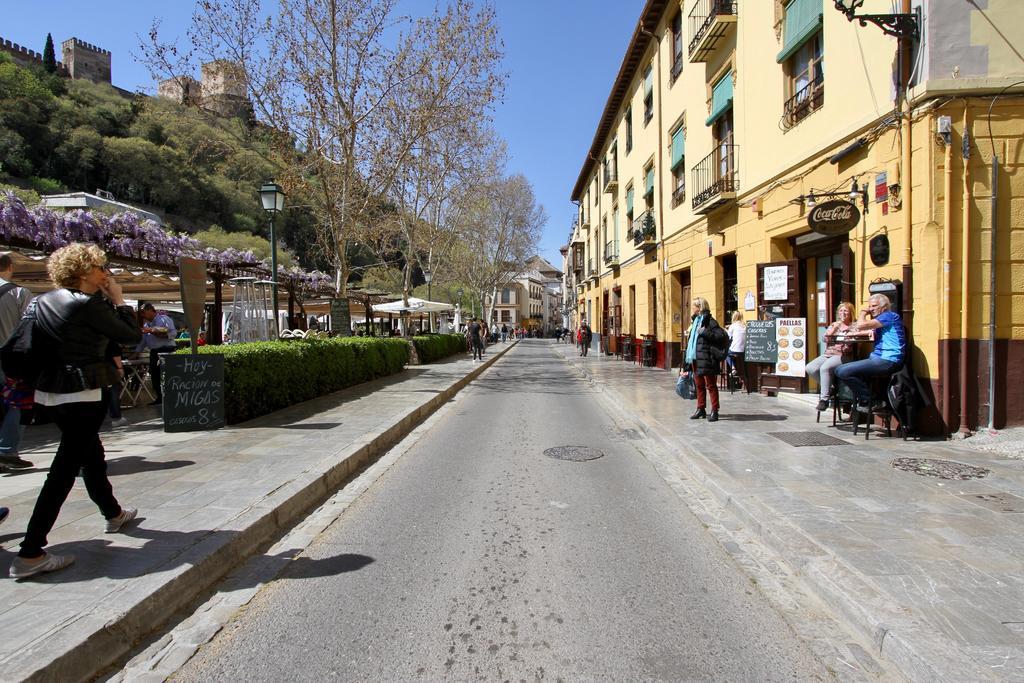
774, 318, 807, 377
763, 266, 789, 301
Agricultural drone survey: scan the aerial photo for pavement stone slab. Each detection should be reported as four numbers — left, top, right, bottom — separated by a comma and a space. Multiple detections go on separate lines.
555, 344, 1024, 682
0, 343, 515, 682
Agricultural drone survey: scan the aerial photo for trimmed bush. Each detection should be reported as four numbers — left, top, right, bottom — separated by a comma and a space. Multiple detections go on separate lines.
412, 334, 467, 363
181, 337, 409, 423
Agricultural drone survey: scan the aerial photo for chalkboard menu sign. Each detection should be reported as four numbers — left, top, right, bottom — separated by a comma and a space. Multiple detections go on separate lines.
744, 320, 778, 364
330, 298, 352, 337
162, 354, 225, 432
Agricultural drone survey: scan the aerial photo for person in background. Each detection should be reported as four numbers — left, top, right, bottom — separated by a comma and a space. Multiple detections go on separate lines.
10, 243, 141, 580
0, 253, 35, 471
681, 297, 726, 422
835, 294, 907, 409
468, 318, 484, 361
137, 303, 177, 406
104, 339, 127, 427
501, 323, 508, 342
578, 319, 592, 357
805, 302, 857, 412
726, 311, 746, 380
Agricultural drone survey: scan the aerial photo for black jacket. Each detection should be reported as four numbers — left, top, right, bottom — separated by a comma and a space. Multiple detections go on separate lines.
34, 289, 141, 393
690, 314, 724, 376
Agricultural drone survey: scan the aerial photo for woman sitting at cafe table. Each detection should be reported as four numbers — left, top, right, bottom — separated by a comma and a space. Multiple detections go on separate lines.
834, 293, 906, 410
805, 301, 857, 412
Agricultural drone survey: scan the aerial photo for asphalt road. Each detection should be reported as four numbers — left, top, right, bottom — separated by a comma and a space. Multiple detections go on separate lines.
174, 341, 829, 682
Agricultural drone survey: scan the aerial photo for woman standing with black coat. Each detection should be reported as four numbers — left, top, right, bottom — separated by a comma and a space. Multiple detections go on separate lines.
679, 297, 726, 422
10, 243, 142, 580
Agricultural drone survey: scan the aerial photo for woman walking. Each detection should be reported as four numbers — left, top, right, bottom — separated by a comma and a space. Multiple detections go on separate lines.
10, 244, 142, 579
680, 297, 725, 422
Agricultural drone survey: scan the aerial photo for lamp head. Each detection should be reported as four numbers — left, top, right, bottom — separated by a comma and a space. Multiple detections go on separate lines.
260, 181, 286, 213
805, 192, 817, 209
850, 180, 861, 199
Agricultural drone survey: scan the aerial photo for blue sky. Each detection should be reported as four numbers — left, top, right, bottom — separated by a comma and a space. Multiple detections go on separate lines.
3, 1, 643, 270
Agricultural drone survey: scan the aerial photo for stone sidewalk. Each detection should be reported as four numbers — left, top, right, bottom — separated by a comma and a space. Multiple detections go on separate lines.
555, 344, 1024, 682
0, 342, 515, 683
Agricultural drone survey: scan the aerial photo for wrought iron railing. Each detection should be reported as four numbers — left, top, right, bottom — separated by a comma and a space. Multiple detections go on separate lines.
604, 240, 619, 264
691, 144, 738, 210
631, 211, 657, 246
782, 73, 824, 131
688, 0, 738, 57
672, 182, 686, 205
603, 163, 618, 188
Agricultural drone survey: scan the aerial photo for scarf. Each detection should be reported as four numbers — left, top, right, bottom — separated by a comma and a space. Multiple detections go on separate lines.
685, 314, 705, 365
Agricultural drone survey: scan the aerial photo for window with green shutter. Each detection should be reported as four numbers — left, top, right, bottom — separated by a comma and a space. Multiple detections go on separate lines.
644, 166, 655, 199
626, 187, 634, 216
643, 65, 654, 124
706, 73, 733, 126
670, 127, 685, 170
777, 0, 823, 63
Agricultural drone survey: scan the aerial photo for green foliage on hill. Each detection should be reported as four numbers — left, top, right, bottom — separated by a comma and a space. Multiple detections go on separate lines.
0, 52, 323, 270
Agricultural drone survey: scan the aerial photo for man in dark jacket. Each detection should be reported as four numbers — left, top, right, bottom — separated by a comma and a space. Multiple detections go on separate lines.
579, 319, 592, 357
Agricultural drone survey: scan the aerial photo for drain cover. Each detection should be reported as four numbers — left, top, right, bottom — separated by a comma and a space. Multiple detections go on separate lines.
958, 492, 1024, 513
891, 458, 990, 480
768, 432, 850, 447
544, 446, 605, 462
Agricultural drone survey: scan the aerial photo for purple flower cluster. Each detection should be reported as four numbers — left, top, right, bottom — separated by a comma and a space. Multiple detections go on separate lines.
0, 193, 333, 294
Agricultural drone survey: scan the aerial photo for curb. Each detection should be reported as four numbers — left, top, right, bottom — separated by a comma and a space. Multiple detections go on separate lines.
562, 351, 994, 683
19, 342, 518, 683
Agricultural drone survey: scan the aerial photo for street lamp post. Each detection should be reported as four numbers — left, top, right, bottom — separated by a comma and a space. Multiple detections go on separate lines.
423, 267, 433, 332
259, 181, 286, 337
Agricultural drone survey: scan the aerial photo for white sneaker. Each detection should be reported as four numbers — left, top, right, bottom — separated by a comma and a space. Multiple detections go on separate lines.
105, 507, 138, 533
9, 552, 75, 579
110, 417, 128, 427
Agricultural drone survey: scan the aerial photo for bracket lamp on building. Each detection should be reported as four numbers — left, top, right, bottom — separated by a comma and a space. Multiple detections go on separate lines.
832, 1, 920, 41
793, 180, 869, 215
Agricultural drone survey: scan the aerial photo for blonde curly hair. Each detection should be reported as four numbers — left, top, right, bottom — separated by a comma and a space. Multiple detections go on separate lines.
47, 243, 107, 289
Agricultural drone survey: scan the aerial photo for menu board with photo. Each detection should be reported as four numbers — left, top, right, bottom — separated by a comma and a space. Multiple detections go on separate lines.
774, 318, 807, 377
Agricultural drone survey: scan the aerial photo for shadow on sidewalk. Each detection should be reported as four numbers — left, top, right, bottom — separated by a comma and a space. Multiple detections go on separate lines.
106, 456, 195, 476
715, 414, 790, 422
0, 523, 376, 586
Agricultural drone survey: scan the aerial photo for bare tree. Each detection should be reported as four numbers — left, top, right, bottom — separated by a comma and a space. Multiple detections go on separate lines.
141, 0, 495, 300
447, 173, 546, 324
381, 0, 505, 308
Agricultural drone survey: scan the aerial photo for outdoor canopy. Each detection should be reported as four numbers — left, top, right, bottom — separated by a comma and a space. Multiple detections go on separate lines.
372, 297, 455, 313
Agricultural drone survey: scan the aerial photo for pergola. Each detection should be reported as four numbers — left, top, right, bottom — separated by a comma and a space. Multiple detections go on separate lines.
0, 196, 335, 343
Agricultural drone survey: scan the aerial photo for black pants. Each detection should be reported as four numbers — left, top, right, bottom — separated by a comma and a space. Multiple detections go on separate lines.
149, 346, 175, 400
472, 341, 483, 360
20, 401, 120, 558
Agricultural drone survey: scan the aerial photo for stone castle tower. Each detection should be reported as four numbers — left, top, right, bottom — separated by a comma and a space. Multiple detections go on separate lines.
159, 60, 250, 119
60, 37, 111, 84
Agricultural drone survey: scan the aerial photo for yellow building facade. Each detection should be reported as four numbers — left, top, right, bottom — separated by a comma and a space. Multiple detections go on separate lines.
568, 0, 1024, 434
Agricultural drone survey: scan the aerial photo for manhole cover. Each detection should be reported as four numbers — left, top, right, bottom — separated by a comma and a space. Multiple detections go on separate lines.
890, 458, 990, 480
544, 446, 605, 462
767, 432, 850, 447
958, 492, 1024, 513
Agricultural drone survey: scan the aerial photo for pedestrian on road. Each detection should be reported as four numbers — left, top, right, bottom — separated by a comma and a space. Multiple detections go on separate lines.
578, 319, 592, 357
501, 323, 508, 342
10, 243, 142, 580
681, 297, 726, 422
468, 318, 484, 361
0, 253, 35, 471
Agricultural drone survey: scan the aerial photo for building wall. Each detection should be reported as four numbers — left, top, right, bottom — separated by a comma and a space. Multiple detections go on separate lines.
571, 0, 1024, 432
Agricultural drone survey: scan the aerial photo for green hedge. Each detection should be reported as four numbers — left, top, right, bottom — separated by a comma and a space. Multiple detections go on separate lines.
181, 337, 409, 424
412, 334, 467, 363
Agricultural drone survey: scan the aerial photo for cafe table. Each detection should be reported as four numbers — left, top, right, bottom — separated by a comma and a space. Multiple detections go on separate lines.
120, 358, 154, 406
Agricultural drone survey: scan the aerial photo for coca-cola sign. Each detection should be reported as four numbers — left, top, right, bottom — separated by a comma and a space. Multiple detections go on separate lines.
807, 199, 860, 235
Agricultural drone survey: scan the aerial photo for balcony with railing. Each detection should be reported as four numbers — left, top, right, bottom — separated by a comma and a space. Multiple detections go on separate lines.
691, 144, 738, 214
688, 0, 737, 63
604, 240, 620, 267
631, 211, 657, 249
782, 73, 824, 131
603, 162, 618, 194
579, 207, 590, 229
572, 245, 585, 274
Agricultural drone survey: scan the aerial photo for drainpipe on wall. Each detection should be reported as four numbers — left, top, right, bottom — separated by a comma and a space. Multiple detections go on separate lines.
988, 149, 998, 430
900, 0, 914, 339
639, 20, 666, 366
958, 101, 972, 435
941, 112, 955, 434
